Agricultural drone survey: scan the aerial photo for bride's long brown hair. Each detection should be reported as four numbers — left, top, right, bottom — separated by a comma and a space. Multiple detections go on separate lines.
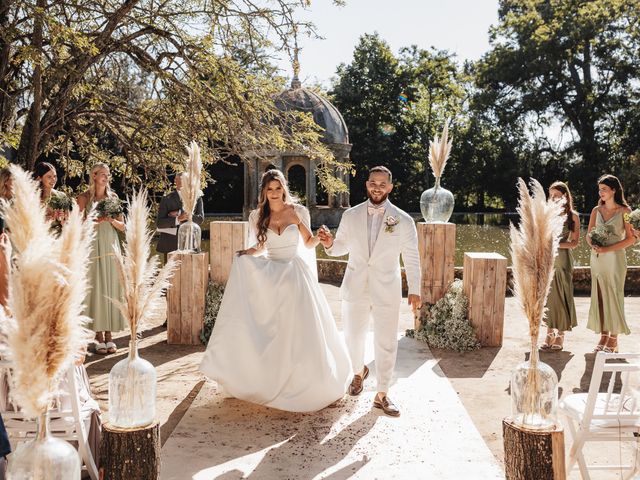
254, 169, 296, 246
549, 181, 577, 233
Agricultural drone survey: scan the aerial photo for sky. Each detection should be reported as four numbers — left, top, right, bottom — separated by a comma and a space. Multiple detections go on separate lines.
276, 0, 500, 88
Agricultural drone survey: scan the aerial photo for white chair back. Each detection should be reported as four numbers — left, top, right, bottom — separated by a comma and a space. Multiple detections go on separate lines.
0, 359, 99, 480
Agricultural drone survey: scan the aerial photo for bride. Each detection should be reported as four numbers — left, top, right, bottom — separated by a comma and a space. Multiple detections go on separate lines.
199, 169, 352, 412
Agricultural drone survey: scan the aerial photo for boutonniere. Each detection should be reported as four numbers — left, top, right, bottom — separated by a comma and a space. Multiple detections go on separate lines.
384, 215, 399, 233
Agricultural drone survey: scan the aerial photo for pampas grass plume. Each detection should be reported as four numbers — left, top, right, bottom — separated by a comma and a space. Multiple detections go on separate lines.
0, 164, 96, 418
429, 121, 453, 179
179, 141, 203, 221
509, 178, 565, 341
113, 189, 179, 340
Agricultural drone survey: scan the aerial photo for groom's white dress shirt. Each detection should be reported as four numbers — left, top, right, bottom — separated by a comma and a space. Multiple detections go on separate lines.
366, 199, 387, 255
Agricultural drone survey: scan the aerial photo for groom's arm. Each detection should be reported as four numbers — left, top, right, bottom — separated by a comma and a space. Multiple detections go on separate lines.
324, 213, 350, 257
400, 216, 421, 297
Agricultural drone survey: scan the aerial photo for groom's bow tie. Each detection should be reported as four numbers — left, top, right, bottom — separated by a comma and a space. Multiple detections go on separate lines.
367, 204, 385, 216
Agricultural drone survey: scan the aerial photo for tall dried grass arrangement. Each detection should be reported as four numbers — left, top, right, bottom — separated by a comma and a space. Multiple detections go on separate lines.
509, 178, 565, 427
112, 189, 178, 346
0, 165, 95, 418
179, 141, 203, 221
429, 121, 453, 179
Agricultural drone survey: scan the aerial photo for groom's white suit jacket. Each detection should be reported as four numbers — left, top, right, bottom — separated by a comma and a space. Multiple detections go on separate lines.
327, 201, 421, 307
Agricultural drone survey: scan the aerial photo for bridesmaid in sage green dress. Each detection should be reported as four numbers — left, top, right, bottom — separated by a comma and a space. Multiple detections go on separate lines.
586, 174, 636, 353
540, 181, 580, 351
77, 163, 126, 355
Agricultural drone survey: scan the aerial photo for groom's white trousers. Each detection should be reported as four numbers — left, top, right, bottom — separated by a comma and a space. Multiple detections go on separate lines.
342, 300, 400, 393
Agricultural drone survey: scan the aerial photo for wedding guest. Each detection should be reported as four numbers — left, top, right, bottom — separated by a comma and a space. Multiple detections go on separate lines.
156, 173, 204, 260
0, 413, 9, 479
0, 234, 11, 479
586, 174, 635, 352
33, 162, 67, 226
540, 182, 579, 351
0, 168, 12, 202
77, 163, 126, 355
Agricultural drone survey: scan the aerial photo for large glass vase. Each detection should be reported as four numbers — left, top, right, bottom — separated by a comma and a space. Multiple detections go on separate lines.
511, 345, 558, 430
7, 411, 81, 479
420, 177, 454, 223
108, 340, 156, 428
177, 219, 201, 253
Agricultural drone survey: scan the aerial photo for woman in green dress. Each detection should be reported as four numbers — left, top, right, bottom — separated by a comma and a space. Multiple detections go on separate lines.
77, 163, 126, 354
586, 174, 636, 353
540, 181, 580, 351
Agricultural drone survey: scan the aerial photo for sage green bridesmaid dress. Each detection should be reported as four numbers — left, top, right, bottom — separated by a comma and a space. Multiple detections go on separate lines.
84, 219, 126, 332
587, 211, 630, 335
545, 225, 577, 331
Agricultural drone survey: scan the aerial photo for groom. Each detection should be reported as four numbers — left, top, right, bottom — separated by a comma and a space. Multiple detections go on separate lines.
318, 166, 421, 416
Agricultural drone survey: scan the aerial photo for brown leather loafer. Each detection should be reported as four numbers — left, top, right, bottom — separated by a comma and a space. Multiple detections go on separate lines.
348, 365, 369, 396
373, 395, 400, 417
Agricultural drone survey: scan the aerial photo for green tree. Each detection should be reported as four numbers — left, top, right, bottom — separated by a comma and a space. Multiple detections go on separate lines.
0, 0, 347, 194
330, 33, 408, 205
476, 0, 640, 209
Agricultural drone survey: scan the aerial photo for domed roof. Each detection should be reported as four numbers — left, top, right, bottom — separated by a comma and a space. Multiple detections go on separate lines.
275, 78, 350, 145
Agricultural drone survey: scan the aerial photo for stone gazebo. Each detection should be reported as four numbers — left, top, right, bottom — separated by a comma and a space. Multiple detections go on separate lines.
243, 77, 352, 227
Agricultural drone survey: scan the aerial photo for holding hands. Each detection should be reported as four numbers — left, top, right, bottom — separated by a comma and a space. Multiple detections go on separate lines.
317, 225, 333, 248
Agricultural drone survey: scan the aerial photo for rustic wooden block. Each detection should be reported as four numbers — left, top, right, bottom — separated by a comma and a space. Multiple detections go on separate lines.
167, 252, 207, 345
99, 422, 161, 480
210, 221, 248, 284
463, 252, 507, 347
503, 419, 565, 480
417, 222, 456, 305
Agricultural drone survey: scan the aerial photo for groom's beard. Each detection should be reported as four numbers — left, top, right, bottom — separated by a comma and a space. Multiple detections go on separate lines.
367, 191, 389, 205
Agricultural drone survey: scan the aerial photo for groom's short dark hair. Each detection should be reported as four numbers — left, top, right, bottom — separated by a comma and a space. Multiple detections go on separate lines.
369, 166, 392, 183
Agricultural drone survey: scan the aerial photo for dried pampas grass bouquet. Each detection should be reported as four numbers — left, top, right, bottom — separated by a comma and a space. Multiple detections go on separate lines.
0, 165, 95, 418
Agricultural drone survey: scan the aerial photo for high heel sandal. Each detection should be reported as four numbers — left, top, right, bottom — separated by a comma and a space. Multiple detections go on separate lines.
540, 331, 556, 350
550, 332, 565, 351
603, 336, 618, 353
594, 334, 609, 352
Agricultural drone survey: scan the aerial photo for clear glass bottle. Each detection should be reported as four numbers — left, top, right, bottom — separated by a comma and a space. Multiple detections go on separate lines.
7, 411, 81, 479
177, 218, 201, 252
108, 340, 156, 429
420, 176, 455, 223
511, 346, 559, 430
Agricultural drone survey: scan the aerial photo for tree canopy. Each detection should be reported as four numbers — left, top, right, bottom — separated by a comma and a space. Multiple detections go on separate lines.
0, 0, 348, 194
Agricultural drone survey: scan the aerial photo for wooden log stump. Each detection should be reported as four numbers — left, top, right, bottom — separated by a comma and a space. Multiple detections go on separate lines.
503, 419, 565, 480
463, 252, 507, 347
210, 221, 248, 284
167, 252, 207, 345
417, 222, 456, 325
99, 422, 161, 480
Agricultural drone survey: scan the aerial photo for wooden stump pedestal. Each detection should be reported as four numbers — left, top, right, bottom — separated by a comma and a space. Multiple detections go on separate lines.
503, 419, 565, 480
210, 221, 248, 284
99, 422, 161, 480
417, 222, 456, 329
462, 252, 507, 347
167, 252, 208, 345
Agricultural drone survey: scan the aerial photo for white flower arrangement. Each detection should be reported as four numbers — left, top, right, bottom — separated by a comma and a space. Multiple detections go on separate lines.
384, 215, 399, 233
406, 279, 480, 352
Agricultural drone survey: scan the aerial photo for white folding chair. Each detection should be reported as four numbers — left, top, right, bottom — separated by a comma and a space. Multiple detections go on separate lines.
559, 352, 640, 479
0, 360, 99, 480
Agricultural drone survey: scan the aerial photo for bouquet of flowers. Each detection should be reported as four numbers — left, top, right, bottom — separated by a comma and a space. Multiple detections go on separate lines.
626, 209, 640, 230
96, 197, 123, 219
48, 191, 73, 211
48, 191, 73, 235
589, 223, 614, 248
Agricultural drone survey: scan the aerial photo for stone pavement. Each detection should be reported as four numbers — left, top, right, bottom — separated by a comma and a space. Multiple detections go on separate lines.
160, 285, 504, 480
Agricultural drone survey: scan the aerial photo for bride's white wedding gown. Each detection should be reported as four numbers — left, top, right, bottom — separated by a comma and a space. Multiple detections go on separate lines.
199, 219, 352, 412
